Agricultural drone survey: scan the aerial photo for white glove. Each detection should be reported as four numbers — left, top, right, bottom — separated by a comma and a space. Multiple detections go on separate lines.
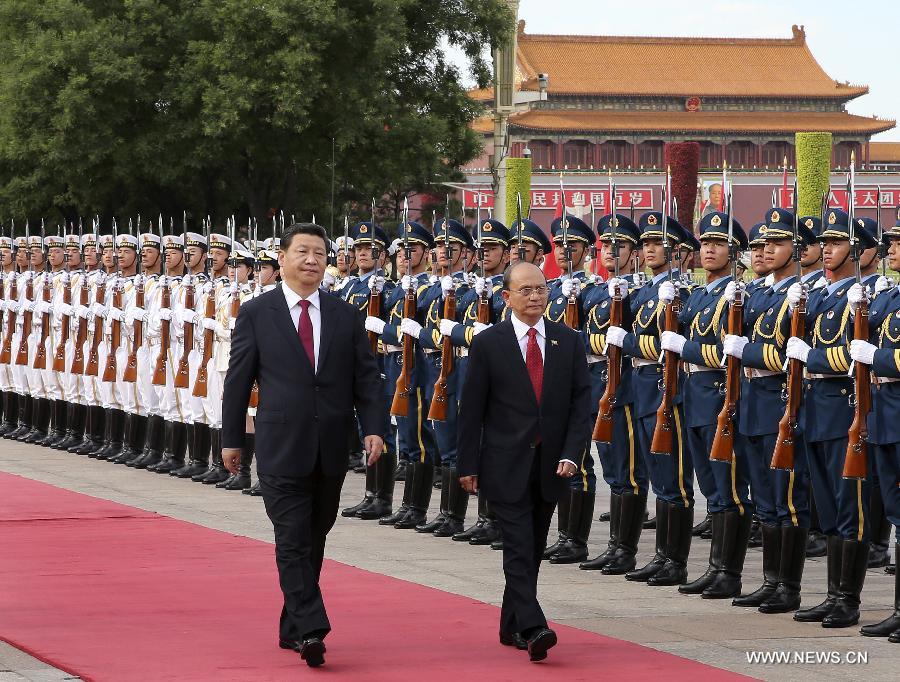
786, 283, 805, 311
57, 303, 73, 318
465, 272, 477, 288
400, 318, 422, 338
91, 303, 107, 318
606, 277, 627, 298
474, 276, 487, 297
228, 318, 237, 331
874, 276, 893, 295
177, 308, 198, 326
368, 275, 385, 294
658, 281, 676, 304
847, 282, 866, 315
36, 301, 52, 315
723, 334, 749, 359
561, 278, 582, 298
428, 275, 438, 286
439, 319, 459, 337
472, 322, 490, 336
440, 276, 455, 296
660, 331, 686, 355
108, 307, 124, 322
587, 273, 599, 285
157, 307, 172, 321
201, 317, 217, 331
400, 275, 414, 291
364, 316, 385, 335
764, 273, 775, 287
723, 281, 738, 303
75, 305, 89, 319
786, 336, 811, 364
125, 307, 146, 324
6, 300, 18, 313
202, 281, 214, 296
606, 325, 627, 348
181, 273, 193, 287
322, 271, 336, 289
849, 339, 877, 366
24, 300, 35, 313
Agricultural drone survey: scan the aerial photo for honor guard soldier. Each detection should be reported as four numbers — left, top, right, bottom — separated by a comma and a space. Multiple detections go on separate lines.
579, 214, 648, 574
726, 210, 817, 614
342, 222, 398, 519
509, 219, 551, 268
8, 232, 40, 441
605, 211, 695, 586
851, 219, 900, 640
543, 214, 597, 564
0, 232, 18, 435
786, 209, 879, 628
334, 235, 356, 296
365, 220, 438, 530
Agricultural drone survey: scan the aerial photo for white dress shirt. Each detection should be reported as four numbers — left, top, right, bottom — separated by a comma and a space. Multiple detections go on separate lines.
509, 313, 575, 467
282, 283, 322, 372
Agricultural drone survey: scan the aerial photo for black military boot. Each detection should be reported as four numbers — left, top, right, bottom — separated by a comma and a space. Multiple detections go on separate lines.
733, 523, 781, 606
143, 417, 172, 472
342, 460, 377, 517
358, 450, 397, 520
868, 487, 892, 568
37, 399, 67, 447
647, 502, 693, 586
56, 403, 85, 451
172, 423, 209, 478
580, 492, 622, 570
434, 468, 469, 537
394, 459, 408, 481
72, 406, 103, 454
542, 489, 572, 559
759, 525, 809, 614
795, 535, 842, 622
153, 420, 187, 474
692, 512, 712, 537
806, 493, 827, 557
550, 491, 595, 564
452, 492, 489, 541
198, 428, 229, 484
87, 408, 114, 457
680, 512, 726, 594
192, 426, 223, 481
8, 395, 33, 440
21, 398, 51, 443
626, 498, 669, 582
395, 462, 434, 529
601, 490, 647, 575
380, 461, 413, 525
747, 515, 762, 548
702, 510, 752, 598
416, 466, 450, 533
126, 416, 153, 467
49, 399, 72, 448
822, 539, 869, 628
490, 526, 504, 550
0, 392, 17, 436
109, 413, 136, 464
861, 543, 900, 637
97, 409, 126, 460
223, 434, 254, 490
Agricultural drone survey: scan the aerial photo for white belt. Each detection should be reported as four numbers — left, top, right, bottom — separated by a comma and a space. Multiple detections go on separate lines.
587, 355, 606, 365
875, 375, 900, 384
424, 348, 438, 355
632, 358, 658, 368
384, 344, 402, 353
806, 373, 846, 380
458, 349, 469, 358
744, 368, 784, 379
685, 363, 722, 374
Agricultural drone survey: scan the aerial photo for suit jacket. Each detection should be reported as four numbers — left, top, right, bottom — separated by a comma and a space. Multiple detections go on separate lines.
221, 285, 384, 477
457, 318, 591, 504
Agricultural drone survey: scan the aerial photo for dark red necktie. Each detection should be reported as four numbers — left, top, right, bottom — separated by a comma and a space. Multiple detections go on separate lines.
525, 327, 543, 403
297, 299, 315, 369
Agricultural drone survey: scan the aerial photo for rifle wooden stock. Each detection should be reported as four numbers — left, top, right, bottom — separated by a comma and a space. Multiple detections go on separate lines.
564, 295, 579, 329
152, 281, 171, 386
427, 286, 456, 421
650, 296, 680, 455
32, 275, 52, 370
174, 280, 195, 389
85, 283, 105, 377
52, 276, 73, 372
710, 287, 744, 462
192, 287, 217, 398
843, 301, 871, 480
101, 285, 122, 382
70, 277, 89, 375
15, 276, 34, 366
367, 290, 381, 354
0, 276, 18, 364
771, 292, 806, 470
592, 288, 622, 443
122, 278, 144, 383
390, 286, 417, 417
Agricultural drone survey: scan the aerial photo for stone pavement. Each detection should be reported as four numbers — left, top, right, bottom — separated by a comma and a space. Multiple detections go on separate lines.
0, 440, 896, 681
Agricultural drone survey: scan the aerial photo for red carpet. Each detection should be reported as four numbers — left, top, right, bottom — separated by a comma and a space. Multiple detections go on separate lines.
0, 472, 751, 681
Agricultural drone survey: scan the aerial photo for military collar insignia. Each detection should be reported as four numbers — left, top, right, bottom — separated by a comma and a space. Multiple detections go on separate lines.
827, 310, 835, 319
556, 297, 564, 305
601, 300, 608, 308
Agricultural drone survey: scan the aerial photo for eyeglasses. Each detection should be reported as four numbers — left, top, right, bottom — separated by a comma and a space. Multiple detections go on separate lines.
511, 285, 549, 297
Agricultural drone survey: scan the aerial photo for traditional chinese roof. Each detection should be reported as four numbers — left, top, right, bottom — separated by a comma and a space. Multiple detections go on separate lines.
488, 110, 894, 136
470, 24, 869, 101
870, 141, 900, 163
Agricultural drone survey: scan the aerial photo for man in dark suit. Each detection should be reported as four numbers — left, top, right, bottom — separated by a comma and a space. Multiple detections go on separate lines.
457, 261, 591, 662
221, 223, 385, 668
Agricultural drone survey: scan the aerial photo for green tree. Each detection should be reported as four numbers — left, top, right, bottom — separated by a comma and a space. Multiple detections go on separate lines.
0, 0, 513, 233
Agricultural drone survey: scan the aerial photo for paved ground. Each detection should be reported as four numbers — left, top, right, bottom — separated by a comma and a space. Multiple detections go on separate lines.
1, 440, 896, 681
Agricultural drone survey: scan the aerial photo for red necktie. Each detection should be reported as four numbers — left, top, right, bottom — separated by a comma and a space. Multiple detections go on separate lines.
526, 327, 543, 404
297, 299, 315, 369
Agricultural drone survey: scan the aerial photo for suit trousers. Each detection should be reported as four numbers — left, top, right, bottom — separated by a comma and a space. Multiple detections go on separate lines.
260, 461, 346, 642
489, 449, 556, 636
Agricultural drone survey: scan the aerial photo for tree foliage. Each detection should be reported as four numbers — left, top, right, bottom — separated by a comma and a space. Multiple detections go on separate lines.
0, 0, 513, 233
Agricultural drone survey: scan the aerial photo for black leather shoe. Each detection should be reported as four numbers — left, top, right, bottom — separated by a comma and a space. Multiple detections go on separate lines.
244, 481, 263, 496
499, 631, 527, 650
599, 511, 611, 522
299, 638, 326, 667
279, 638, 300, 651
357, 498, 391, 520
526, 627, 557, 662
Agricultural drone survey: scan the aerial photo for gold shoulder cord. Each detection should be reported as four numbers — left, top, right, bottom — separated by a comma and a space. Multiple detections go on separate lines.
813, 304, 850, 347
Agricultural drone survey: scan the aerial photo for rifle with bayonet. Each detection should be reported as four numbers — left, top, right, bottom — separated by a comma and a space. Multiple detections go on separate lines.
475, 198, 490, 325
15, 221, 34, 366
366, 199, 381, 354
70, 221, 90, 375
174, 215, 197, 390
593, 203, 623, 443
391, 198, 415, 417
86, 227, 108, 377
53, 222, 76, 372
0, 221, 18, 365
151, 215, 175, 387
428, 197, 456, 422
194, 215, 224, 399
124, 216, 152, 383
102, 220, 123, 382
559, 174, 578, 329
248, 217, 260, 409
33, 221, 52, 371
515, 192, 526, 262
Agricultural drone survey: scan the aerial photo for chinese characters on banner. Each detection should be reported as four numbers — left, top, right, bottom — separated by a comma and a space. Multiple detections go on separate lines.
461, 188, 654, 210
777, 187, 900, 210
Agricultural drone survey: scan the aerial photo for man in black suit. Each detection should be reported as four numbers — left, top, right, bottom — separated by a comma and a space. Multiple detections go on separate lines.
221, 223, 385, 668
457, 261, 591, 662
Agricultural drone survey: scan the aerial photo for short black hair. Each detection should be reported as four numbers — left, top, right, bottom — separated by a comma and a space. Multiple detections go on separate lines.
281, 223, 329, 252
502, 260, 546, 290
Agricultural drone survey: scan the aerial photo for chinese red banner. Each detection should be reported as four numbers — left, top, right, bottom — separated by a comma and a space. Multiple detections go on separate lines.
461, 188, 654, 211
